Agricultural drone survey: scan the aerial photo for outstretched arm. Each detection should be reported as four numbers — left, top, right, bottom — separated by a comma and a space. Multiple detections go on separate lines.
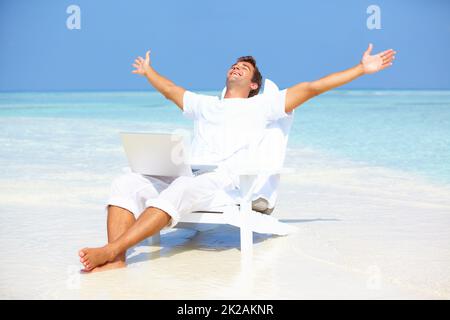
285, 44, 396, 113
132, 50, 186, 110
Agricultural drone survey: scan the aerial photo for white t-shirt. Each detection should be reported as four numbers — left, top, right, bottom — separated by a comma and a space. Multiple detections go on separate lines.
182, 88, 288, 168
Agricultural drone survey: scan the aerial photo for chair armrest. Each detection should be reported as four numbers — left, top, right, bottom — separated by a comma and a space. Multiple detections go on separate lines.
190, 162, 296, 176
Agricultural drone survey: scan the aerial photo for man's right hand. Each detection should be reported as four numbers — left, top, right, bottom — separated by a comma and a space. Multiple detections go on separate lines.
132, 50, 151, 76
130, 49, 186, 110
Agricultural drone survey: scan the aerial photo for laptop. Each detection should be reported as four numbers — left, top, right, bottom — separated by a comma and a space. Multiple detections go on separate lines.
120, 132, 216, 177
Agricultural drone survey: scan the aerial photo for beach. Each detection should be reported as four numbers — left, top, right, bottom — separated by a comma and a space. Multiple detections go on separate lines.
0, 91, 449, 299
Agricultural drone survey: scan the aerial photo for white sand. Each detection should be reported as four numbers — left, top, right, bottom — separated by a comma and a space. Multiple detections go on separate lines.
1, 149, 449, 299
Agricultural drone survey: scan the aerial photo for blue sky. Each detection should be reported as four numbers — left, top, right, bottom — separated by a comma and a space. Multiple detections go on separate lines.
1, 0, 449, 91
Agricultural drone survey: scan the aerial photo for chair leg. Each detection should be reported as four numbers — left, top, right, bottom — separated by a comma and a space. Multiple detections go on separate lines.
240, 225, 253, 257
238, 174, 256, 259
149, 232, 160, 245
239, 201, 253, 257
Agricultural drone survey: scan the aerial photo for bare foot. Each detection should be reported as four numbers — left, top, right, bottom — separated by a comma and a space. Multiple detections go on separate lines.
79, 245, 116, 272
82, 260, 126, 273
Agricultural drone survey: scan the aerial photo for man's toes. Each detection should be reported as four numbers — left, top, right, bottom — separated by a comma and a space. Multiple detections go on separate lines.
79, 250, 86, 257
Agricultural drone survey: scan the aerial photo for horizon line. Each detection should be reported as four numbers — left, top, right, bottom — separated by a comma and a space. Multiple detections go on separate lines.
1, 87, 450, 94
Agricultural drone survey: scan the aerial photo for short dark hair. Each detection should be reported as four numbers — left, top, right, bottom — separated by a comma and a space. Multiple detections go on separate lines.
236, 56, 262, 97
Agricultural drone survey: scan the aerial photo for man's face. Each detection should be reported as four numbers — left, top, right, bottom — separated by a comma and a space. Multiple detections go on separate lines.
226, 61, 258, 91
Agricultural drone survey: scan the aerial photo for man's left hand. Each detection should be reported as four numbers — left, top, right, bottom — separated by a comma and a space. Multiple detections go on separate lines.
361, 43, 397, 74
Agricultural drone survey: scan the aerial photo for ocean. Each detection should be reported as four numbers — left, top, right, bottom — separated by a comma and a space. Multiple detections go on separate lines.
1, 89, 449, 186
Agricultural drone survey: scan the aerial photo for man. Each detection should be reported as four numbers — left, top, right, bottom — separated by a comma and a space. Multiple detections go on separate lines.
79, 44, 396, 272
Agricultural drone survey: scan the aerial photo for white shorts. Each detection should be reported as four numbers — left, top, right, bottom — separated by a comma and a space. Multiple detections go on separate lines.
106, 168, 237, 229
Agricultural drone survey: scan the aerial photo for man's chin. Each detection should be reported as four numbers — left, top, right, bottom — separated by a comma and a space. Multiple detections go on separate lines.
226, 77, 241, 85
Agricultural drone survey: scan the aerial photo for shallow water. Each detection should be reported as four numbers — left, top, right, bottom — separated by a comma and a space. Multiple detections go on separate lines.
0, 90, 449, 299
1, 89, 449, 184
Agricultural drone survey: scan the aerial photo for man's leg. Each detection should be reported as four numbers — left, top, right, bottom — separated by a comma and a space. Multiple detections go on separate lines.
107, 205, 136, 244
79, 171, 235, 271
79, 206, 170, 271
79, 169, 173, 272
80, 205, 136, 272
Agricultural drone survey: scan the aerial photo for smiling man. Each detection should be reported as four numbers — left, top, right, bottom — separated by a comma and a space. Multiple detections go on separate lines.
79, 44, 396, 272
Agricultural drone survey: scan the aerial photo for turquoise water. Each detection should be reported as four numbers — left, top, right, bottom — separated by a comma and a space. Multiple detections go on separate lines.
1, 90, 449, 186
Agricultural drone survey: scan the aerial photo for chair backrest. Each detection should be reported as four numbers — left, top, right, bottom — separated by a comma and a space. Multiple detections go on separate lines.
221, 79, 294, 208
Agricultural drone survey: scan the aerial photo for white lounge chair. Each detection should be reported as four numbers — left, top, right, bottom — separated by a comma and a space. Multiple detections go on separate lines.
150, 79, 298, 258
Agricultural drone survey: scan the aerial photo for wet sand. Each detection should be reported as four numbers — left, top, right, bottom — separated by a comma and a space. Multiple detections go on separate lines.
1, 153, 449, 299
